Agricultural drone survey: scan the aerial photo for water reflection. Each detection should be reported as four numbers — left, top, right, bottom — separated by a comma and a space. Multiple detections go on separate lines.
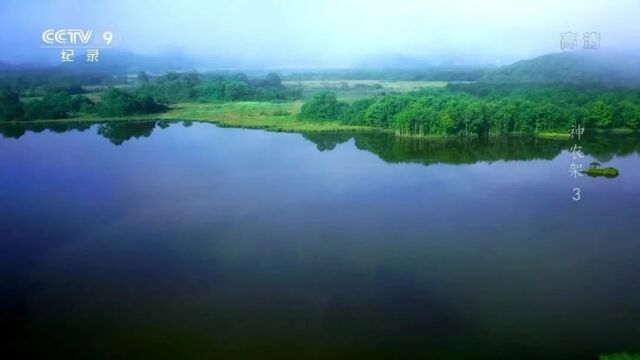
2, 120, 639, 165
96, 122, 156, 145
2, 120, 640, 358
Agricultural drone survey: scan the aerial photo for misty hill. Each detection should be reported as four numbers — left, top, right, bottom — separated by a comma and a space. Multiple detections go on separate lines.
481, 51, 640, 86
4, 50, 640, 88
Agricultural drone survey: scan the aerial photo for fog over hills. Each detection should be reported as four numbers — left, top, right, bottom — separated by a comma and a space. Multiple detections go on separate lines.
481, 50, 640, 85
2, 0, 638, 68
3, 49, 640, 87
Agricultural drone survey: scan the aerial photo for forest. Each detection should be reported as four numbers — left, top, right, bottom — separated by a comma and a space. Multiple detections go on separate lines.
0, 71, 301, 121
135, 71, 301, 103
299, 83, 640, 136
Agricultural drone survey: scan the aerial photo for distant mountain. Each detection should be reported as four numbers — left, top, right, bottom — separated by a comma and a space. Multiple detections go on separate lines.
481, 51, 640, 86
4, 50, 640, 86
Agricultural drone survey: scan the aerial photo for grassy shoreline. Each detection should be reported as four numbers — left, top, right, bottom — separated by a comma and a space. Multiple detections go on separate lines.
156, 102, 378, 133
2, 101, 378, 134
3, 101, 637, 139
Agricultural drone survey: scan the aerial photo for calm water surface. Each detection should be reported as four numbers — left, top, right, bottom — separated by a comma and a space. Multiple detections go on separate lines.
1, 121, 639, 359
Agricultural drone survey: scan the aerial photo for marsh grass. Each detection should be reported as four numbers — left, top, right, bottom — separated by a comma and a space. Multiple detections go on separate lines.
1, 101, 374, 133
156, 102, 373, 132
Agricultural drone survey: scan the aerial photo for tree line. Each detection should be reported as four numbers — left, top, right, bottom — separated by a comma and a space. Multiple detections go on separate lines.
0, 71, 300, 121
299, 84, 640, 136
0, 87, 167, 121
135, 71, 301, 103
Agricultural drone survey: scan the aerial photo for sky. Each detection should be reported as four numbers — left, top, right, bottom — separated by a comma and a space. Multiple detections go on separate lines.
1, 0, 639, 68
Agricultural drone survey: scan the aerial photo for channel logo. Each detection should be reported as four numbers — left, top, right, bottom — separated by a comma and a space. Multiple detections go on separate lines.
41, 29, 115, 46
42, 29, 93, 45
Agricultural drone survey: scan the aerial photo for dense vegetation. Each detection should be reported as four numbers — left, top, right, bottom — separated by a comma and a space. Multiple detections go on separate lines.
136, 71, 301, 103
3, 50, 640, 133
299, 84, 640, 136
23, 91, 94, 119
0, 88, 23, 121
97, 88, 168, 117
0, 68, 125, 96
0, 71, 299, 121
0, 87, 168, 121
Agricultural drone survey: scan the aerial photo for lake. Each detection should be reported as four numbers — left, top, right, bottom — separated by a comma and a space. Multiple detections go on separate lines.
1, 121, 639, 359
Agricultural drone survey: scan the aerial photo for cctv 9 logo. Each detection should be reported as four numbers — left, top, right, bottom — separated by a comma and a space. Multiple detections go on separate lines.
42, 29, 118, 47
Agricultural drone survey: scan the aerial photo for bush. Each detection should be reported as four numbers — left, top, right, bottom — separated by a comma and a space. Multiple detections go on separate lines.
298, 91, 348, 121
98, 88, 167, 117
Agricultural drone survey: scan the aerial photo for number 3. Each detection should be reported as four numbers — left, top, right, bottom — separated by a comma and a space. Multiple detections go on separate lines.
572, 187, 581, 201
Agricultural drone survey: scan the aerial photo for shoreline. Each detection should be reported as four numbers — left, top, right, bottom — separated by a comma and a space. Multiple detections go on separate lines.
1, 101, 637, 139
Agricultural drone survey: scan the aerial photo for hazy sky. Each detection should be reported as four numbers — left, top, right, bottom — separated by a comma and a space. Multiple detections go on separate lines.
1, 0, 639, 67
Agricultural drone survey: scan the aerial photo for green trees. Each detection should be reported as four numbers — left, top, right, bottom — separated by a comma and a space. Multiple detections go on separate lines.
223, 81, 251, 101
137, 72, 301, 103
0, 70, 117, 96
0, 89, 23, 121
98, 88, 167, 117
24, 92, 86, 119
616, 100, 640, 129
137, 72, 200, 103
196, 81, 226, 100
1, 71, 301, 122
299, 85, 640, 137
298, 91, 348, 121
362, 96, 411, 127
21, 91, 95, 120
99, 88, 139, 116
586, 100, 614, 129
433, 113, 453, 135
1, 87, 163, 121
459, 101, 483, 135
262, 73, 282, 87
393, 102, 436, 136
24, 92, 74, 119
342, 98, 375, 125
